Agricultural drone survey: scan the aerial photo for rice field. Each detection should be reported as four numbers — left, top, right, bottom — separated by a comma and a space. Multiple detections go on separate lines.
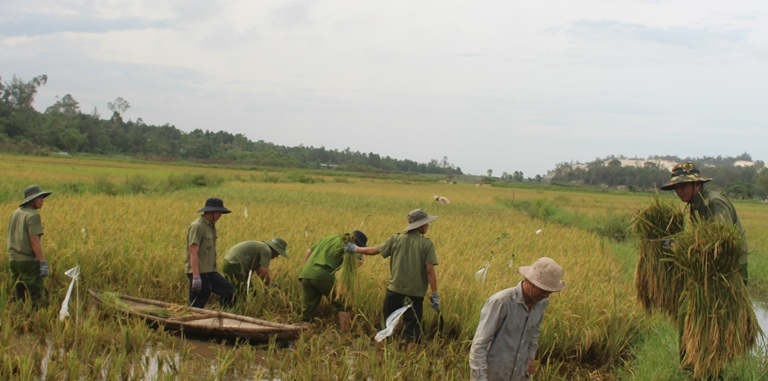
1, 153, 767, 380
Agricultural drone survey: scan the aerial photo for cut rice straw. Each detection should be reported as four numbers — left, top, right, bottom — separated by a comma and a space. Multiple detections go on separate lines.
674, 217, 760, 378
632, 194, 685, 319
332, 233, 359, 307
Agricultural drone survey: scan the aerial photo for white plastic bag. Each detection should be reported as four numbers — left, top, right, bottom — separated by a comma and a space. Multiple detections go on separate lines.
247, 269, 253, 295
474, 262, 490, 284
59, 266, 80, 322
375, 304, 412, 342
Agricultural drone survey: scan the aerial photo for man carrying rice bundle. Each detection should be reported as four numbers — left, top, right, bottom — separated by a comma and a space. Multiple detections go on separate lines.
660, 162, 755, 379
660, 161, 748, 282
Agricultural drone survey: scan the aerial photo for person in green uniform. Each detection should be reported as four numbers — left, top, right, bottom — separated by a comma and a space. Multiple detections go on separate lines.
660, 162, 748, 375
660, 162, 748, 281
298, 230, 367, 331
8, 185, 52, 305
348, 209, 440, 350
185, 198, 235, 309
222, 238, 288, 301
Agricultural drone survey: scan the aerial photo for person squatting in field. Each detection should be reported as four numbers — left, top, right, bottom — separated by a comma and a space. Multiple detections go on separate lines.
298, 230, 368, 331
185, 197, 235, 309
434, 195, 450, 204
222, 238, 289, 302
7, 185, 53, 306
469, 257, 566, 381
348, 209, 440, 350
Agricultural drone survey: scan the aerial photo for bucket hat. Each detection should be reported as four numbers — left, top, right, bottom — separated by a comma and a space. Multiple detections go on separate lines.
197, 198, 232, 214
660, 162, 712, 190
404, 208, 438, 231
266, 237, 288, 258
20, 185, 52, 207
353, 230, 368, 247
519, 257, 566, 292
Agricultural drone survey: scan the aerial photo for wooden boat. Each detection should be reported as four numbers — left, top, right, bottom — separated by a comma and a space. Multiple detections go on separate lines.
88, 289, 305, 342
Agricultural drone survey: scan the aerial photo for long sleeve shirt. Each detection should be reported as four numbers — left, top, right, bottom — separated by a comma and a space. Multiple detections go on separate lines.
469, 282, 548, 381
689, 187, 748, 264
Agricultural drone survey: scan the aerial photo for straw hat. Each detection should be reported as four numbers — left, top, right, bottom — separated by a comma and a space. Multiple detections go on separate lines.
519, 257, 566, 292
197, 198, 232, 214
266, 237, 289, 258
19, 185, 52, 207
404, 209, 438, 231
660, 162, 712, 191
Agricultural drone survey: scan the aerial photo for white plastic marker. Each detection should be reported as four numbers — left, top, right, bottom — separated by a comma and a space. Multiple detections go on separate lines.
247, 269, 253, 296
474, 262, 490, 284
81, 228, 87, 241
536, 229, 543, 235
59, 266, 80, 322
375, 304, 412, 342
244, 206, 249, 219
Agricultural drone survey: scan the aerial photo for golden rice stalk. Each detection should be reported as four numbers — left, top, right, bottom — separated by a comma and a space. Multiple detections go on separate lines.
98, 291, 128, 310
632, 194, 686, 318
674, 218, 759, 378
331, 233, 358, 307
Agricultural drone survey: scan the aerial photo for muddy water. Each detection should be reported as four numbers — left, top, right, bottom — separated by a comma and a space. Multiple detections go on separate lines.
8, 333, 281, 381
751, 296, 768, 350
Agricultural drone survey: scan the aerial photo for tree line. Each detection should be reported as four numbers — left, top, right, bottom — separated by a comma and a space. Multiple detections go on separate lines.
0, 74, 463, 176
548, 154, 768, 200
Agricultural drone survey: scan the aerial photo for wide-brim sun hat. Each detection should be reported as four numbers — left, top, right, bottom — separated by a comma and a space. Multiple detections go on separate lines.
404, 208, 438, 231
198, 197, 232, 214
266, 237, 289, 258
20, 185, 52, 207
660, 162, 712, 191
519, 257, 566, 292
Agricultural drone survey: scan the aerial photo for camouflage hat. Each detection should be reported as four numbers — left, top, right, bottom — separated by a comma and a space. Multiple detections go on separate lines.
659, 162, 712, 190
404, 208, 438, 231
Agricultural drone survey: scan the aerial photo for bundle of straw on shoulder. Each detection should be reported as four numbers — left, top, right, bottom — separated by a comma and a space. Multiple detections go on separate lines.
332, 233, 359, 307
674, 217, 759, 378
632, 195, 686, 318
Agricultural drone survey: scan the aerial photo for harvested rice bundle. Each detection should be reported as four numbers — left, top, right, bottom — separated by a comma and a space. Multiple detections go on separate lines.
332, 232, 359, 307
674, 218, 758, 378
632, 194, 686, 318
98, 291, 127, 310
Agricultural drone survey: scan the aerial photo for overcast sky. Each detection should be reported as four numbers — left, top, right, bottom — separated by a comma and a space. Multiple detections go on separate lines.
2, 1, 767, 176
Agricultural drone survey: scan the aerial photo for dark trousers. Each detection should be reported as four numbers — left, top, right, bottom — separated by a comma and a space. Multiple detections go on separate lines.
383, 290, 424, 344
187, 272, 234, 309
10, 260, 47, 305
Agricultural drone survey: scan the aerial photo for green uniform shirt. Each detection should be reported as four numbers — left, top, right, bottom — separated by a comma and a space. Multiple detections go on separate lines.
690, 187, 748, 265
223, 241, 272, 277
8, 206, 44, 261
299, 234, 361, 281
185, 216, 218, 273
378, 230, 438, 297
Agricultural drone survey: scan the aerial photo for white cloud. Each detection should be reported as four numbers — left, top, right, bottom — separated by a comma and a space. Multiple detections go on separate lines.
2, 0, 768, 176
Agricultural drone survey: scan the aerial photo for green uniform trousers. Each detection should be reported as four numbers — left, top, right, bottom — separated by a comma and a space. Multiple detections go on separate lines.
300, 278, 349, 322
10, 260, 48, 304
222, 260, 250, 302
